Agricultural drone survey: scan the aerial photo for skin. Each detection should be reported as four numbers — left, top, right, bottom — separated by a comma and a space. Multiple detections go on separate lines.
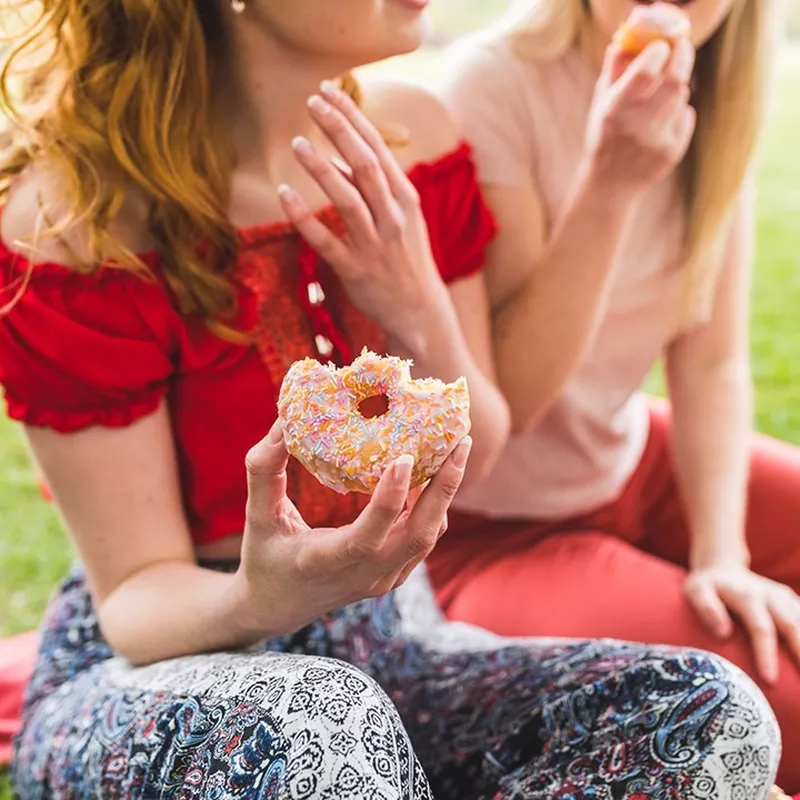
474, 0, 800, 685
0, 0, 510, 666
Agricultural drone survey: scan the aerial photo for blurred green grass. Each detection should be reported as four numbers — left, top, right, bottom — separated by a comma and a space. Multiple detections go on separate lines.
0, 7, 799, 795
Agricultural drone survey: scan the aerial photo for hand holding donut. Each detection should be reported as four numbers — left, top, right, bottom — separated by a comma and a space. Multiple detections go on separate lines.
582, 3, 697, 196
278, 81, 446, 351
233, 421, 472, 635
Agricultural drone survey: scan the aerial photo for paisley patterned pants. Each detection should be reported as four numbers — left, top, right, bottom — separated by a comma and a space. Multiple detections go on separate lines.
12, 565, 780, 799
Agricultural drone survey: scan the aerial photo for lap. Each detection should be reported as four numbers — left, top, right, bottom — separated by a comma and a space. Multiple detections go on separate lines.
384, 635, 779, 800
16, 648, 426, 800
443, 531, 800, 788
640, 406, 800, 590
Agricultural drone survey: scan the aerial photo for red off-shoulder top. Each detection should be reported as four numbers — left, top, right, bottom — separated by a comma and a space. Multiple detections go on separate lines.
0, 144, 496, 543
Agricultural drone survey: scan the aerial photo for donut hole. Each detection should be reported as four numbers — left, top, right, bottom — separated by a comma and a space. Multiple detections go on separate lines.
358, 394, 390, 419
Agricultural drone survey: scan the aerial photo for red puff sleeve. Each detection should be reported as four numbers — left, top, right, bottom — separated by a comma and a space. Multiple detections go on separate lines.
412, 142, 498, 285
0, 243, 177, 433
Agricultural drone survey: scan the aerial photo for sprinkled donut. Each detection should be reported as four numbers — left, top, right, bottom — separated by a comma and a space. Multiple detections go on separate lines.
614, 2, 692, 55
278, 349, 471, 494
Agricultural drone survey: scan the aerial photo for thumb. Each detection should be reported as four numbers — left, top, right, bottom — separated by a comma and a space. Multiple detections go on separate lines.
245, 420, 290, 528
686, 575, 734, 639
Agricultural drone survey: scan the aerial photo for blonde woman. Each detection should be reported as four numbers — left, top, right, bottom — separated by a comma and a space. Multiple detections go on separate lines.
426, 0, 800, 789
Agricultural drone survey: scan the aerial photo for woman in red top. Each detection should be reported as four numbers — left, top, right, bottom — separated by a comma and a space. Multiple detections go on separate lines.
0, 0, 781, 798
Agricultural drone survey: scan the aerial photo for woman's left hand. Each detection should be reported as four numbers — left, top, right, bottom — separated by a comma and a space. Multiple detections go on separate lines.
279, 81, 446, 349
684, 564, 800, 684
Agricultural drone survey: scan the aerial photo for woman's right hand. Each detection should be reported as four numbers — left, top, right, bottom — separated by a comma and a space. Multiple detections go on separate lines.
583, 36, 697, 195
233, 421, 472, 636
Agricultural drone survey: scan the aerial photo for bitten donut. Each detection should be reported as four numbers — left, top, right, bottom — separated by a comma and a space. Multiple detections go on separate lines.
278, 349, 471, 494
614, 2, 692, 55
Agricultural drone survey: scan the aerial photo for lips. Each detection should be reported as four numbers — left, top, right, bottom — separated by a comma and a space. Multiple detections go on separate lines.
389, 0, 430, 10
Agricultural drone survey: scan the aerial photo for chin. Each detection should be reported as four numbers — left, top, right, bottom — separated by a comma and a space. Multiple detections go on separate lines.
388, 11, 430, 53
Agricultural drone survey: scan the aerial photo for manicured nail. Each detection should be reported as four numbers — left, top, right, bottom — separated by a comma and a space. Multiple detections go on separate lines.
267, 422, 284, 444
277, 185, 301, 206
452, 436, 472, 469
291, 136, 312, 155
307, 95, 330, 114
320, 80, 341, 98
393, 454, 414, 486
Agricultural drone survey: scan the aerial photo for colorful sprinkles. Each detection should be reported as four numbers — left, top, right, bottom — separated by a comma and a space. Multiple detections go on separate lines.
277, 348, 471, 494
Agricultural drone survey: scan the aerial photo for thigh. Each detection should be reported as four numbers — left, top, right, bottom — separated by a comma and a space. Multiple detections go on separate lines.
384, 637, 779, 800
14, 649, 432, 800
445, 530, 696, 642
14, 567, 432, 800
442, 531, 800, 790
640, 406, 800, 591
743, 432, 800, 592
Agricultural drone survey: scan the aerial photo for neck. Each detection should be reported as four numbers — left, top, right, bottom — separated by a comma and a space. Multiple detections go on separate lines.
580, 17, 611, 74
221, 21, 351, 177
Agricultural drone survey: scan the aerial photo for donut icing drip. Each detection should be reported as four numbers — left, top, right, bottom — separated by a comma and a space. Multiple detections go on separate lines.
278, 349, 471, 494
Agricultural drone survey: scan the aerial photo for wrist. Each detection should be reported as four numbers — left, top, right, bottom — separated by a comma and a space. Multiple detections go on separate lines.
390, 288, 467, 368
690, 538, 751, 572
577, 155, 647, 212
222, 569, 302, 645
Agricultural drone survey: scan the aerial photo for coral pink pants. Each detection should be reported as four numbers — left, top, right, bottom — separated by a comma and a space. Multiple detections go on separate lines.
428, 405, 800, 790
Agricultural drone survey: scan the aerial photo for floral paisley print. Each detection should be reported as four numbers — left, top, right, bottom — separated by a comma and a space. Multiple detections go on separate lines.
12, 565, 780, 799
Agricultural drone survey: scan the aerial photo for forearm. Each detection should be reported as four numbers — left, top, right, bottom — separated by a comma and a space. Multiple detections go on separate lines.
494, 169, 640, 432
387, 293, 510, 486
97, 561, 280, 666
667, 357, 753, 569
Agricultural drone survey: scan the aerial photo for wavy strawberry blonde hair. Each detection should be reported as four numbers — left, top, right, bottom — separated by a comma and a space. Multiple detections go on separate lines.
0, 0, 359, 325
494, 0, 780, 331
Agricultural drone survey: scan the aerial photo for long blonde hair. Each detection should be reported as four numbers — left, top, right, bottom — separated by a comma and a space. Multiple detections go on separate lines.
0, 1, 358, 328
498, 0, 779, 331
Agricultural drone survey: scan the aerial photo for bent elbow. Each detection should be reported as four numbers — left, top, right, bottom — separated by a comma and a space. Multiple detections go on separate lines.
459, 401, 511, 490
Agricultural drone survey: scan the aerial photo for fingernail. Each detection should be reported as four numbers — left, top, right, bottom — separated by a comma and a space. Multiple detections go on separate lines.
320, 80, 341, 98
307, 95, 330, 114
452, 436, 472, 469
277, 184, 298, 203
291, 136, 312, 155
393, 454, 414, 486
267, 422, 284, 444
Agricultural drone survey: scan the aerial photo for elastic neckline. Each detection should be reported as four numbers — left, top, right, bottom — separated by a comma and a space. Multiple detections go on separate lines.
0, 141, 474, 271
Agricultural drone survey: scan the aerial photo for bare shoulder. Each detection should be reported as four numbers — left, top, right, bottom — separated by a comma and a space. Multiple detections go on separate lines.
1, 162, 156, 266
360, 76, 461, 172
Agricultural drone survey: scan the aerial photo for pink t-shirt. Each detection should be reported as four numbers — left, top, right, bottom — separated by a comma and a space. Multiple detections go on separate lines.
442, 37, 686, 519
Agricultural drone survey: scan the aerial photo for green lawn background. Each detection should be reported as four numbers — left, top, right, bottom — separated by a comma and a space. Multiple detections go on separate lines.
0, 7, 799, 797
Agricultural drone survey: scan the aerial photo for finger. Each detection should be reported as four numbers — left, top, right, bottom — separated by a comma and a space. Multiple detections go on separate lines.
244, 421, 290, 528
388, 437, 471, 567
319, 81, 419, 208
343, 454, 415, 562
608, 40, 672, 107
735, 598, 780, 685
665, 36, 696, 87
769, 592, 800, 670
685, 578, 734, 639
671, 105, 697, 154
640, 86, 692, 149
278, 183, 352, 268
290, 135, 377, 249
331, 155, 355, 184
599, 41, 636, 87
406, 484, 425, 512
307, 95, 403, 231
386, 513, 449, 593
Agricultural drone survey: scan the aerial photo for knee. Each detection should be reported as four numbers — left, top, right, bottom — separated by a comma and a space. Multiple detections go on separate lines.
641, 647, 781, 794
